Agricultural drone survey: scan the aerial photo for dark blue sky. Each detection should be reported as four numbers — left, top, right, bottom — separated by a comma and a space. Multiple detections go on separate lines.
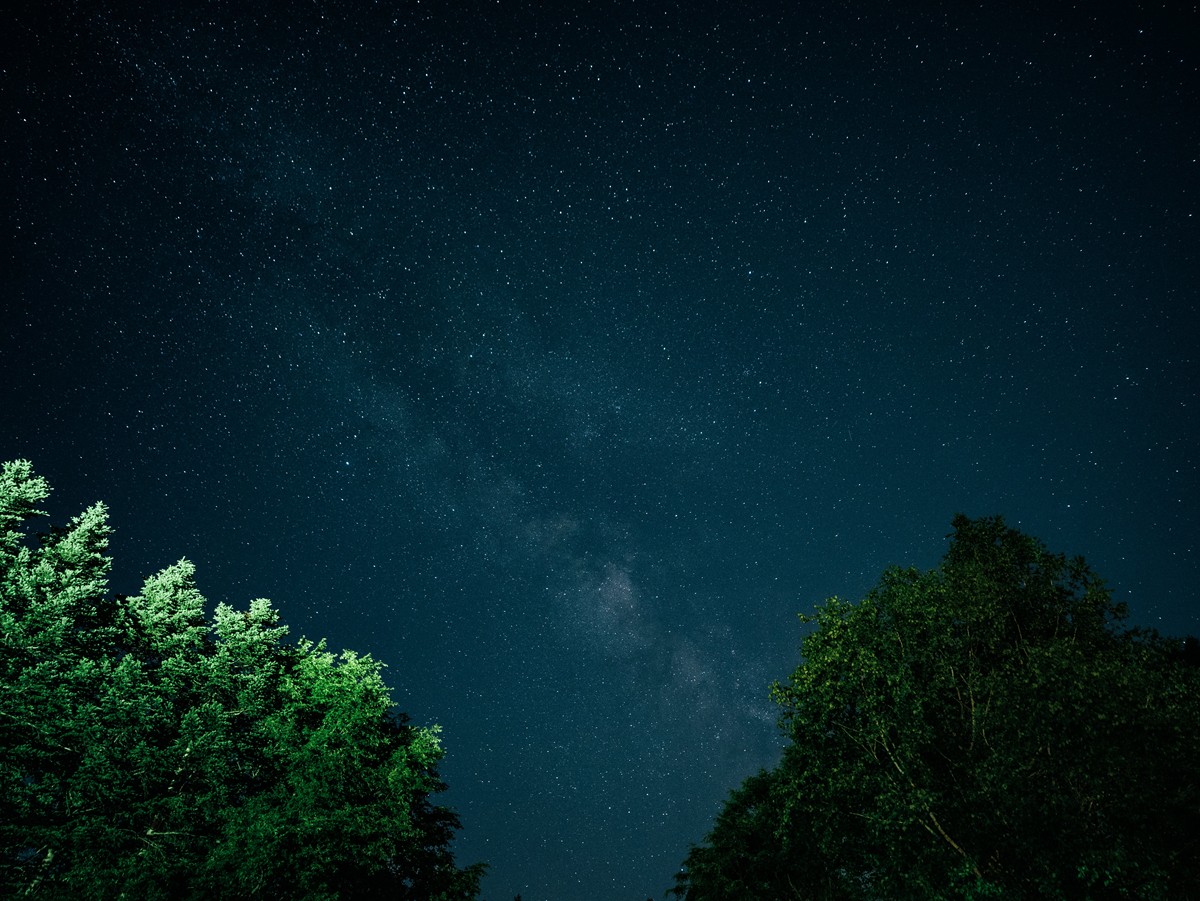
3, 2, 1197, 898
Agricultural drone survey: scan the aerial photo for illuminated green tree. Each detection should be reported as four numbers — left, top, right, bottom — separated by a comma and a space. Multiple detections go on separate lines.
675, 515, 1200, 900
0, 460, 483, 898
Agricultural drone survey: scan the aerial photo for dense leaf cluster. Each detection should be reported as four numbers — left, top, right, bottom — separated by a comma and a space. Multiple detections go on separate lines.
675, 515, 1200, 900
0, 461, 483, 899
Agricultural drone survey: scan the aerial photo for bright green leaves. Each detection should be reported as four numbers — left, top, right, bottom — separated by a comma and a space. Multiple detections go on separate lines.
677, 516, 1200, 900
0, 462, 483, 899
0, 460, 49, 556
219, 642, 440, 896
128, 559, 208, 657
0, 468, 122, 897
213, 595, 289, 653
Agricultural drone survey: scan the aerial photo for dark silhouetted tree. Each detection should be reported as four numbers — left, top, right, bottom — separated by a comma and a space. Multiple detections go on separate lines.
674, 515, 1200, 900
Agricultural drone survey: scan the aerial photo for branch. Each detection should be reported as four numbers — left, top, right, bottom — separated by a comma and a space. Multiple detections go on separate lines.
881, 736, 983, 881
0, 708, 76, 753
925, 809, 983, 881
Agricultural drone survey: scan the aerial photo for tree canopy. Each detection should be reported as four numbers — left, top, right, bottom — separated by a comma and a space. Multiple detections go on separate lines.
674, 515, 1200, 900
0, 460, 484, 899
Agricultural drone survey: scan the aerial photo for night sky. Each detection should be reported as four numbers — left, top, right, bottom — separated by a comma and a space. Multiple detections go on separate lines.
2, 2, 1198, 898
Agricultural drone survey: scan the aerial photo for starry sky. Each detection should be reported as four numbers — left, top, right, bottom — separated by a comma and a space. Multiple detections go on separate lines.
2, 2, 1197, 898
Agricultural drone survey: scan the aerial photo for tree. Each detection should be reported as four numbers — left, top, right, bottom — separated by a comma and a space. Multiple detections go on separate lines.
0, 460, 484, 898
674, 515, 1200, 900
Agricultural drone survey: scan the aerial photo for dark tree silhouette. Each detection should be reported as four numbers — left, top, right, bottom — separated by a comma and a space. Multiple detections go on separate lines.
675, 515, 1200, 899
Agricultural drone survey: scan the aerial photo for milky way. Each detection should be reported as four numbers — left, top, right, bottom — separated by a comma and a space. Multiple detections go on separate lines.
2, 2, 1197, 898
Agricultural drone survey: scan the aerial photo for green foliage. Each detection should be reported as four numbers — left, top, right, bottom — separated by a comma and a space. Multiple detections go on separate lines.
675, 515, 1200, 900
0, 461, 484, 898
